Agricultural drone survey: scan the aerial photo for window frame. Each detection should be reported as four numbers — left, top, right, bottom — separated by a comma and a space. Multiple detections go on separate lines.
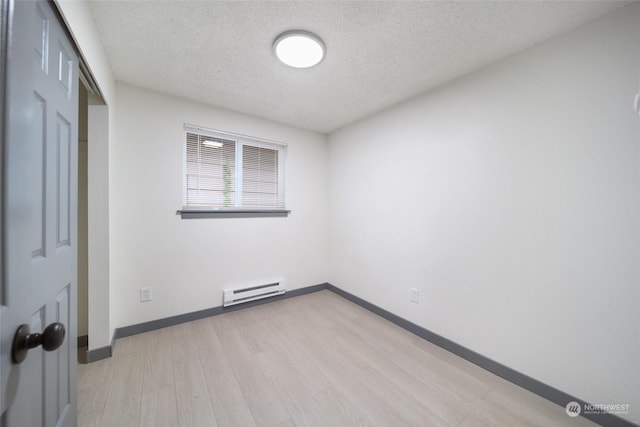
180, 124, 289, 218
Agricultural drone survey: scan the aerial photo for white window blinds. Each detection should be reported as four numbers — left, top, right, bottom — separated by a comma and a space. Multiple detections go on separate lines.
185, 133, 236, 207
184, 126, 285, 209
242, 144, 282, 208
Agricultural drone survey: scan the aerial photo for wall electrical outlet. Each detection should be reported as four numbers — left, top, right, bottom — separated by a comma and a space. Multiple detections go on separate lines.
410, 288, 420, 304
140, 287, 152, 302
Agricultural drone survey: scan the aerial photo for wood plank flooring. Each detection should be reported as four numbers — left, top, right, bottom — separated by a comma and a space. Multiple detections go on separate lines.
78, 290, 597, 427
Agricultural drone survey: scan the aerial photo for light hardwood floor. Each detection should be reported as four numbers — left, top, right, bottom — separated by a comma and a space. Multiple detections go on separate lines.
78, 290, 597, 427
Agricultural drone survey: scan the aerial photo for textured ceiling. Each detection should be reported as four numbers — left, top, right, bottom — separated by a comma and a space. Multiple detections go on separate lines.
88, 1, 628, 133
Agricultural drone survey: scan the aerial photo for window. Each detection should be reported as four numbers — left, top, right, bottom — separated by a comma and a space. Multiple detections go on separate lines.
183, 125, 286, 211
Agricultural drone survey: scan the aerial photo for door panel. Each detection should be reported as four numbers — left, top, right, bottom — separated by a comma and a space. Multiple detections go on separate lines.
1, 1, 78, 425
35, 5, 49, 73
29, 92, 47, 261
57, 114, 72, 248
53, 285, 72, 420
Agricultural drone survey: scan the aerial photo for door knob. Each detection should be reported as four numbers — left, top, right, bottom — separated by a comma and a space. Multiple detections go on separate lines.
11, 322, 66, 364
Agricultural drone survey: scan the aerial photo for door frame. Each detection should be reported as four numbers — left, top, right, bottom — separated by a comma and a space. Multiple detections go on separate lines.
52, 1, 112, 360
0, 0, 9, 299
52, 1, 112, 361
0, 0, 9, 412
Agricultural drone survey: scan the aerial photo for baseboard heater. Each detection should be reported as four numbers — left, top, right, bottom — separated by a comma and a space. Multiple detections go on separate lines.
223, 282, 286, 307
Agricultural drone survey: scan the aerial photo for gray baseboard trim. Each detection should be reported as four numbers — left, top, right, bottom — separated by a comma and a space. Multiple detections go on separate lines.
77, 335, 88, 348
325, 284, 637, 427
84, 331, 115, 363
85, 345, 112, 363
114, 282, 328, 339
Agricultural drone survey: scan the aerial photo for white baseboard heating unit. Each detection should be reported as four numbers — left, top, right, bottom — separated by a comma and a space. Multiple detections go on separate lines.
223, 282, 286, 307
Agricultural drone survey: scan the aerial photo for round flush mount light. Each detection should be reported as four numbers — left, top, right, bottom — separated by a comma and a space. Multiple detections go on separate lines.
273, 30, 325, 68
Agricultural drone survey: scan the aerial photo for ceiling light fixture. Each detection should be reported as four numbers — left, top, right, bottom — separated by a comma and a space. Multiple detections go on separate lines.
273, 30, 325, 69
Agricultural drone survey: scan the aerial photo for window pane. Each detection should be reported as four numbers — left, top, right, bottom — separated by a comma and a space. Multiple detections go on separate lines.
185, 132, 236, 207
184, 128, 285, 210
242, 145, 282, 208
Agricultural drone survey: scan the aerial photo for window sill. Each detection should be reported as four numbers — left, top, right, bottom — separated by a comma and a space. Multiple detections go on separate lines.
177, 209, 290, 219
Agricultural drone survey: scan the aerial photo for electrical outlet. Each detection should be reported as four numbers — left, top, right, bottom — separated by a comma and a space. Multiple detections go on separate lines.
140, 287, 152, 302
410, 288, 419, 304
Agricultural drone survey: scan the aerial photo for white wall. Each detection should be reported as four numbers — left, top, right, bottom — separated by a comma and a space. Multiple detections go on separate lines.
87, 105, 112, 350
111, 83, 328, 328
328, 4, 640, 424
